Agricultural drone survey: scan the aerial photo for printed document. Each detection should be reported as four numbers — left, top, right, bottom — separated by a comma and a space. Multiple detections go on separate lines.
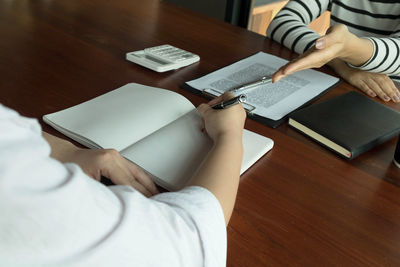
186, 52, 339, 121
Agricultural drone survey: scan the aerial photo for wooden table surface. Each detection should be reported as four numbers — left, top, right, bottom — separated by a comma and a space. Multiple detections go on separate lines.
1, 0, 400, 266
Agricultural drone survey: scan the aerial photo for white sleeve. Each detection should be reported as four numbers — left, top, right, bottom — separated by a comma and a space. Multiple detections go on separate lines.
151, 186, 227, 267
0, 104, 226, 267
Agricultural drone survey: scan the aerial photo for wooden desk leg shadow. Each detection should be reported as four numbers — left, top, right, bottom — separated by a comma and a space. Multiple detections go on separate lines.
248, 1, 330, 36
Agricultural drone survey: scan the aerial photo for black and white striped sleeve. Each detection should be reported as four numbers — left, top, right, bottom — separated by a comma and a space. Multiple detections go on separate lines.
353, 34, 400, 78
266, 0, 331, 54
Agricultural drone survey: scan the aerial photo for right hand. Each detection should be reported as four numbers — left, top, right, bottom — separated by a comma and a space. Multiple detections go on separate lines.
197, 93, 246, 142
272, 24, 351, 83
272, 24, 373, 83
331, 60, 400, 102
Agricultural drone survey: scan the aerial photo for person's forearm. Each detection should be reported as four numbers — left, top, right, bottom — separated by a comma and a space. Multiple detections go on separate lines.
42, 132, 77, 161
188, 134, 243, 225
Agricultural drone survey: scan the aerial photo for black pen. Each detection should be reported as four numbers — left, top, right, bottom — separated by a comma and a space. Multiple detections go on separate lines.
211, 94, 246, 109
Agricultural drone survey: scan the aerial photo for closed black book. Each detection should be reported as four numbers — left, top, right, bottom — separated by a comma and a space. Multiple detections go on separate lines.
288, 92, 400, 159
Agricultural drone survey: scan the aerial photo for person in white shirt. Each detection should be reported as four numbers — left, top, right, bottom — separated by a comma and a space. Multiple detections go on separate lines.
0, 93, 246, 267
267, 0, 400, 103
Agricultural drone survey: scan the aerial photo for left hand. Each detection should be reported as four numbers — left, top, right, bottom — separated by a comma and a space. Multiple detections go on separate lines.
330, 59, 400, 102
64, 148, 159, 197
43, 132, 159, 197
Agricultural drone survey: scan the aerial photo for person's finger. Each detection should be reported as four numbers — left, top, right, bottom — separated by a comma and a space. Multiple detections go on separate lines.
98, 150, 154, 196
222, 92, 235, 99
83, 165, 102, 181
207, 98, 220, 106
273, 51, 320, 82
99, 153, 129, 184
272, 67, 286, 83
316, 29, 341, 50
127, 179, 153, 197
124, 159, 159, 195
93, 173, 102, 181
273, 46, 326, 83
197, 103, 212, 117
284, 50, 329, 75
206, 94, 223, 106
315, 37, 326, 50
376, 78, 400, 103
366, 78, 390, 102
112, 165, 154, 197
113, 161, 154, 197
357, 80, 377, 98
395, 89, 400, 103
207, 92, 236, 106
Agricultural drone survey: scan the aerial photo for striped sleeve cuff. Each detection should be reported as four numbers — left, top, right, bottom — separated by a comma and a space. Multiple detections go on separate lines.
349, 37, 400, 76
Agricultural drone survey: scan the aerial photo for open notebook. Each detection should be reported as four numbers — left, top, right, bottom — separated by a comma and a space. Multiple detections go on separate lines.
43, 83, 274, 191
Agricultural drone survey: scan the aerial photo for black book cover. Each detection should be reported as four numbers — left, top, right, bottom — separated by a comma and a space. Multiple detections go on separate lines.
288, 92, 400, 159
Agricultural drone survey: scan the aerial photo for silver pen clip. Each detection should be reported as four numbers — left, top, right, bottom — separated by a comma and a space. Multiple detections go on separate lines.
228, 76, 272, 93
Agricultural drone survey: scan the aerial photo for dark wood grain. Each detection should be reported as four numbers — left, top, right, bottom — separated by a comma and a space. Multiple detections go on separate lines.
1, 0, 400, 266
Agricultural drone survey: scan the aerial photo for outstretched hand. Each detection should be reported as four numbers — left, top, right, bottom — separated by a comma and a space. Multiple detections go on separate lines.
272, 24, 352, 83
43, 132, 159, 197
272, 23, 400, 102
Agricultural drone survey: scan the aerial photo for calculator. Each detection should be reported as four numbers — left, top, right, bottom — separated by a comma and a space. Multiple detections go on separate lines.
126, 45, 200, 72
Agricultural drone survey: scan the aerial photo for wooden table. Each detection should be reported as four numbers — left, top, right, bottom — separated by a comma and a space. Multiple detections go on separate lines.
1, 0, 399, 266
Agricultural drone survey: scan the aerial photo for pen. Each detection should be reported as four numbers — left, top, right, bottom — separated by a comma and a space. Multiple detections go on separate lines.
212, 94, 246, 109
228, 76, 272, 93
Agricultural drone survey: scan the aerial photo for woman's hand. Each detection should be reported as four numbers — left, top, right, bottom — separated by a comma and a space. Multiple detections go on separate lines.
272, 24, 373, 83
330, 59, 400, 102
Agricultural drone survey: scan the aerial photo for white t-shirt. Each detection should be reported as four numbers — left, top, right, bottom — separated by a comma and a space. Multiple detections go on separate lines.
0, 104, 226, 267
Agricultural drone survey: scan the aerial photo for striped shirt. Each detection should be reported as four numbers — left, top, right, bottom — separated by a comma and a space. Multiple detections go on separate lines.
266, 0, 400, 79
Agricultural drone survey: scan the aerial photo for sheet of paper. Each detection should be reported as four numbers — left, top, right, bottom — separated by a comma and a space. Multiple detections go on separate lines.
186, 52, 339, 121
121, 109, 274, 191
120, 109, 212, 191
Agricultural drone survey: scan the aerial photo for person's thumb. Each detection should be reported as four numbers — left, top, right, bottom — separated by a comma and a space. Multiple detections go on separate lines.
197, 103, 212, 117
315, 37, 326, 49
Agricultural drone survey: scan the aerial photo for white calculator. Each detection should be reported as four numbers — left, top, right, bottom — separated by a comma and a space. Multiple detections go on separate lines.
126, 44, 200, 72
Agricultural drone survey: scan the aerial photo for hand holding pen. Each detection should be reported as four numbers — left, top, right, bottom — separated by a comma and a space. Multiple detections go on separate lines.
197, 92, 247, 141
211, 94, 246, 109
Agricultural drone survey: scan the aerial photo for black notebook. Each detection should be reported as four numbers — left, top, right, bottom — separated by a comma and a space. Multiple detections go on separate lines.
182, 52, 339, 128
288, 92, 400, 159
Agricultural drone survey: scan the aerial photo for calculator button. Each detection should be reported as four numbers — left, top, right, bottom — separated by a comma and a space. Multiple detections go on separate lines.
174, 57, 187, 62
